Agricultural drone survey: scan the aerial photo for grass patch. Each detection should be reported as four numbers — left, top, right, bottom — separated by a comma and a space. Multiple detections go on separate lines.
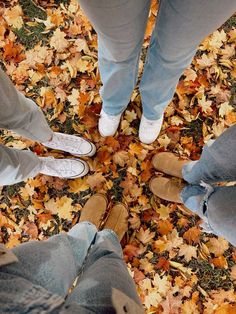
19, 0, 47, 20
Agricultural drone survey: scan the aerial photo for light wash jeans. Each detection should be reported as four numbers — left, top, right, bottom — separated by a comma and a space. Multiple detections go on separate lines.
0, 69, 53, 185
0, 222, 143, 313
78, 0, 235, 119
181, 124, 236, 246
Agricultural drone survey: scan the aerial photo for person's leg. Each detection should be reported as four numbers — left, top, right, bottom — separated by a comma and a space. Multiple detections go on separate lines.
140, 0, 235, 120
183, 124, 236, 185
64, 229, 143, 313
0, 144, 41, 185
0, 69, 96, 157
78, 0, 151, 117
0, 68, 53, 142
2, 222, 98, 297
181, 185, 236, 246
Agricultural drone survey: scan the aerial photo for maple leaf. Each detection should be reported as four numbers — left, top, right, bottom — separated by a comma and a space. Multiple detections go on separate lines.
68, 178, 89, 193
182, 299, 200, 314
155, 204, 171, 220
113, 150, 129, 167
210, 255, 228, 269
218, 102, 233, 117
157, 134, 171, 149
45, 196, 74, 220
160, 291, 182, 314
123, 244, 140, 261
198, 95, 213, 114
153, 274, 170, 296
206, 237, 229, 257
50, 29, 69, 52
4, 5, 23, 29
184, 68, 197, 82
155, 257, 170, 272
133, 268, 146, 284
86, 172, 106, 189
144, 290, 162, 309
178, 244, 197, 262
183, 226, 200, 244
157, 219, 173, 236
23, 222, 38, 240
136, 227, 155, 245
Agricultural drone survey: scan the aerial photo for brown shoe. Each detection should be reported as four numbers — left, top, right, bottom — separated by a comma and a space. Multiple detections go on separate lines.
80, 194, 108, 229
149, 176, 185, 203
152, 152, 190, 178
103, 203, 128, 241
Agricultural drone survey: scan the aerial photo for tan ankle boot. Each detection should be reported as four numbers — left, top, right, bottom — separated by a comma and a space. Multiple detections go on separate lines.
103, 203, 128, 241
149, 176, 185, 203
152, 152, 190, 178
79, 194, 108, 229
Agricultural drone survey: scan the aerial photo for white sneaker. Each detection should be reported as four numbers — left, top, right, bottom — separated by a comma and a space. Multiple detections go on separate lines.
39, 157, 89, 179
98, 109, 122, 137
42, 132, 96, 157
139, 114, 164, 144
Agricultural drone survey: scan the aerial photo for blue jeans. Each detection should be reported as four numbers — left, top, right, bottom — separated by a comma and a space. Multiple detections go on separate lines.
181, 124, 236, 246
0, 222, 142, 313
78, 0, 235, 119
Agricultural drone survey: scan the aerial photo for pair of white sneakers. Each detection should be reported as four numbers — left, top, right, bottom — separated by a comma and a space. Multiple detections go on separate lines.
39, 132, 96, 179
99, 109, 163, 144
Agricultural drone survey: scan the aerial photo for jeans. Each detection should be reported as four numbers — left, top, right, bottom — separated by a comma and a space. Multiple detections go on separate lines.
0, 69, 53, 185
181, 124, 236, 246
78, 0, 235, 119
0, 222, 143, 313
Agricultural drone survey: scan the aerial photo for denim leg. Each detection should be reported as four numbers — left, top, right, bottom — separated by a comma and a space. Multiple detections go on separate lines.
183, 124, 236, 185
0, 145, 42, 186
0, 69, 53, 142
78, 0, 151, 115
64, 229, 142, 313
140, 0, 236, 119
181, 185, 236, 246
2, 222, 97, 298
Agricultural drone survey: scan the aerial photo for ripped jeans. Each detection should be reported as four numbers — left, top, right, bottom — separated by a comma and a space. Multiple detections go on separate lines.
181, 124, 236, 246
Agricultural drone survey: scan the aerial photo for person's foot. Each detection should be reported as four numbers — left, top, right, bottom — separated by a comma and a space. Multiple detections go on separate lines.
42, 132, 96, 157
103, 203, 128, 241
139, 114, 164, 144
149, 176, 185, 203
39, 156, 89, 179
152, 152, 190, 178
80, 194, 108, 229
98, 109, 122, 137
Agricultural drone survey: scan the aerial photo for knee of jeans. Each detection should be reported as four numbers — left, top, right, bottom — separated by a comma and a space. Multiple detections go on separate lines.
99, 41, 140, 63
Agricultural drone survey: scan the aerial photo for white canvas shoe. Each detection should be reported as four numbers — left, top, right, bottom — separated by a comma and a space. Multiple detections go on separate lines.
139, 114, 164, 144
42, 132, 96, 157
98, 109, 122, 137
39, 157, 89, 179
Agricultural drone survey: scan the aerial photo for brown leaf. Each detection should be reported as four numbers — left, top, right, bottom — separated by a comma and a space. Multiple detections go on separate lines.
183, 226, 200, 244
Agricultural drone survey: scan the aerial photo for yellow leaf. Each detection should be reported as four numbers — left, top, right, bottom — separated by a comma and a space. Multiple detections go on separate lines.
68, 178, 89, 193
45, 196, 74, 220
4, 6, 23, 29
50, 29, 69, 52
136, 227, 155, 245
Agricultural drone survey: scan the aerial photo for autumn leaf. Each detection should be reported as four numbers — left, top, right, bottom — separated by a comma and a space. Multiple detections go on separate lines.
178, 243, 197, 262
206, 237, 229, 257
183, 226, 200, 244
137, 227, 155, 245
157, 219, 173, 236
210, 255, 228, 269
86, 172, 106, 189
50, 29, 69, 52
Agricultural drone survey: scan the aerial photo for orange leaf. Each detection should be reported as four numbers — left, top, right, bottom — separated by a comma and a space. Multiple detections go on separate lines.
133, 268, 145, 284
123, 244, 140, 261
37, 213, 53, 223
210, 256, 228, 269
155, 257, 170, 272
97, 149, 111, 164
3, 41, 25, 63
104, 137, 120, 151
183, 226, 200, 244
157, 219, 173, 236
23, 222, 38, 240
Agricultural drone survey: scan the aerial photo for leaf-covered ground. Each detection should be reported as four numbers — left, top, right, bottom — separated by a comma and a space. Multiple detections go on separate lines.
0, 1, 236, 313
